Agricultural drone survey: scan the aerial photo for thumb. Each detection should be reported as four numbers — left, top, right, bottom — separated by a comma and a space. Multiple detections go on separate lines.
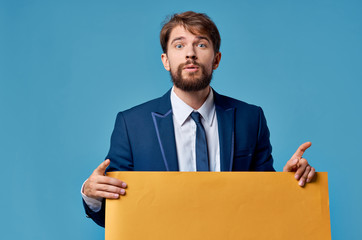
283, 158, 299, 172
94, 159, 110, 175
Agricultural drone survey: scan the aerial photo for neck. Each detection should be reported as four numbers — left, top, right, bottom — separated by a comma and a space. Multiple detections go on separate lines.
173, 86, 210, 110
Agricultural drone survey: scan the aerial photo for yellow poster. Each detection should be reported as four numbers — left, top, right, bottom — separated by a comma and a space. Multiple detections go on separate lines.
106, 172, 330, 240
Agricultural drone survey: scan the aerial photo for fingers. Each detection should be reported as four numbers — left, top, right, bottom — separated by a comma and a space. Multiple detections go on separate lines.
84, 159, 128, 199
283, 158, 299, 172
97, 175, 126, 187
306, 167, 315, 183
97, 183, 126, 194
283, 156, 316, 187
294, 158, 316, 187
93, 183, 127, 199
84, 176, 127, 199
95, 191, 120, 199
292, 142, 312, 159
283, 142, 316, 187
294, 158, 308, 180
93, 159, 111, 175
297, 163, 310, 187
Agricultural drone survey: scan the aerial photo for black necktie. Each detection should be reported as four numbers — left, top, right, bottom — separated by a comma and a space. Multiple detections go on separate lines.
190, 112, 209, 171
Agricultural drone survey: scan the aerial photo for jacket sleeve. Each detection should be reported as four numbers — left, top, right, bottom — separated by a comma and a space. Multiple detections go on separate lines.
82, 198, 106, 227
82, 112, 134, 228
106, 112, 134, 172
251, 107, 275, 171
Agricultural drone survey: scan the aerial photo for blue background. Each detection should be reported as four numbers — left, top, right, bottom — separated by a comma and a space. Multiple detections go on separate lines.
1, 0, 361, 239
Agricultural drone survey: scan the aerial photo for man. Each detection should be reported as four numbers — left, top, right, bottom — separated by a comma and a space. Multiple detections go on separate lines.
82, 11, 315, 227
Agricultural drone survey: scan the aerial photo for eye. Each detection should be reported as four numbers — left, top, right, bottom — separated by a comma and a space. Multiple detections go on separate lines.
175, 44, 183, 49
198, 43, 206, 48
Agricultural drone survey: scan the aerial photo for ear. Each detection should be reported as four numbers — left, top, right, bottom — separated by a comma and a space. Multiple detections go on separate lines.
161, 53, 170, 71
212, 52, 222, 70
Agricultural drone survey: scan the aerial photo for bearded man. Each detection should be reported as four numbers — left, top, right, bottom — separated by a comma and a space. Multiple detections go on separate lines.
81, 11, 315, 227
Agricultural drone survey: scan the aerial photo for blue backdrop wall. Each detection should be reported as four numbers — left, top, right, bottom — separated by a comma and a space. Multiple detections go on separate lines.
1, 0, 361, 239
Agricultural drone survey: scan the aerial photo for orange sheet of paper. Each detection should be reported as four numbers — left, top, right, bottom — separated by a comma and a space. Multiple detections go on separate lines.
106, 172, 330, 240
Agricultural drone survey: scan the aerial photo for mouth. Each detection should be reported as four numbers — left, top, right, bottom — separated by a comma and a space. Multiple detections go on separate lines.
183, 64, 199, 72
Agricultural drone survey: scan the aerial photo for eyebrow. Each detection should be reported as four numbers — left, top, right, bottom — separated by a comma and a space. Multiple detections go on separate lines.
195, 36, 210, 42
170, 36, 211, 45
170, 37, 185, 45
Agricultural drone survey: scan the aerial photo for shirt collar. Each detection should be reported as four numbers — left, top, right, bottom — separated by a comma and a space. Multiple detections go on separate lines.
170, 87, 215, 127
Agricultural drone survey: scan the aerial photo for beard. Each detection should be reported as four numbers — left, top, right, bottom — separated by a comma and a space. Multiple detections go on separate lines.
170, 61, 213, 92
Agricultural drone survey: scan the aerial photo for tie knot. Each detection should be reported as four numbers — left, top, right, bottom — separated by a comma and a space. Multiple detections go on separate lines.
190, 112, 202, 124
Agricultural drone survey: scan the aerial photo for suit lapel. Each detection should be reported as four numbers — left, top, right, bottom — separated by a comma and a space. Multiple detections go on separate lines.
214, 90, 235, 171
151, 90, 179, 171
151, 89, 235, 172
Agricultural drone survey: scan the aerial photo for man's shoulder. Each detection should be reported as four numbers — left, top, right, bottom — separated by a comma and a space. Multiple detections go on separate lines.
119, 90, 171, 118
214, 91, 267, 129
214, 91, 262, 113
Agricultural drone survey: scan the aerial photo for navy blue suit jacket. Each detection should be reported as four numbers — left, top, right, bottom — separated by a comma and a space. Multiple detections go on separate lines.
83, 89, 275, 227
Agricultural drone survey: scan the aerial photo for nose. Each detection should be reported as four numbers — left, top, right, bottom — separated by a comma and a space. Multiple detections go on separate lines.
186, 46, 197, 60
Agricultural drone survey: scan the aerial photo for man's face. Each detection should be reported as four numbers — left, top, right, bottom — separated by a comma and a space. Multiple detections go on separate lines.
161, 25, 221, 92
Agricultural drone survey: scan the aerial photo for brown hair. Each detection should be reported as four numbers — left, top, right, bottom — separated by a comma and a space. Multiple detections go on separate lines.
160, 11, 221, 54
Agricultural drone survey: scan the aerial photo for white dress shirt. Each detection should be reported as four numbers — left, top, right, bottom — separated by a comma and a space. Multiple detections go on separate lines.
171, 88, 220, 172
82, 88, 220, 211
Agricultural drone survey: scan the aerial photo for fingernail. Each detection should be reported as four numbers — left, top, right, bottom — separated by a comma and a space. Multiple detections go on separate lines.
114, 194, 119, 198
293, 158, 298, 164
122, 182, 127, 188
295, 174, 299, 179
306, 178, 311, 183
299, 180, 304, 186
120, 189, 125, 195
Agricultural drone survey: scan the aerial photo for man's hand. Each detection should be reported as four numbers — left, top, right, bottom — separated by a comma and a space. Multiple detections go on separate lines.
83, 159, 127, 199
283, 142, 315, 187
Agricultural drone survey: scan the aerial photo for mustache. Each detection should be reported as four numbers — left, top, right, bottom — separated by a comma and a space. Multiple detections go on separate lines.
181, 60, 200, 67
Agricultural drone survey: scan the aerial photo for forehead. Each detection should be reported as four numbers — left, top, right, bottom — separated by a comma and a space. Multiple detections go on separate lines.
168, 25, 210, 43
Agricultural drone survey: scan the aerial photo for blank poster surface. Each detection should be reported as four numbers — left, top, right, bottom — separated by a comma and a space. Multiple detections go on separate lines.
105, 172, 330, 240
